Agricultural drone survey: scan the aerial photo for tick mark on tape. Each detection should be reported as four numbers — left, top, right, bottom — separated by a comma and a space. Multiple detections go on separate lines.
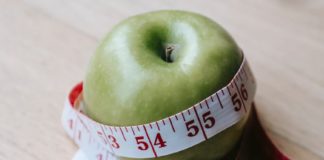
143, 125, 158, 157
181, 112, 186, 121
124, 127, 128, 132
216, 92, 224, 109
199, 103, 203, 109
97, 131, 108, 145
109, 127, 113, 133
242, 67, 248, 80
77, 115, 90, 132
68, 119, 73, 129
175, 114, 179, 120
73, 119, 78, 140
78, 131, 81, 140
162, 119, 166, 125
210, 95, 214, 102
155, 121, 160, 131
187, 110, 191, 115
193, 106, 207, 140
205, 100, 209, 109
149, 123, 153, 129
131, 127, 135, 135
119, 127, 127, 141
168, 117, 175, 132
227, 87, 232, 96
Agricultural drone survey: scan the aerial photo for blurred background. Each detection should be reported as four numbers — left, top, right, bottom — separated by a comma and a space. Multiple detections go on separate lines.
0, 0, 324, 160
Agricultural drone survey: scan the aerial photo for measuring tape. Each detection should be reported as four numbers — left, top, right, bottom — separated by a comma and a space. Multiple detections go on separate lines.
62, 56, 256, 159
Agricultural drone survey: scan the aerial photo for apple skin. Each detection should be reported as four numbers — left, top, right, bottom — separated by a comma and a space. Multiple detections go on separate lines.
84, 10, 249, 160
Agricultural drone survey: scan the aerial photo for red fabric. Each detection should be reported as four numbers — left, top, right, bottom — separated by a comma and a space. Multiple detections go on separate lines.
68, 82, 83, 107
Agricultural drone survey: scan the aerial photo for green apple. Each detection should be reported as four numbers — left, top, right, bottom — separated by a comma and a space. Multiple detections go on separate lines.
83, 10, 249, 160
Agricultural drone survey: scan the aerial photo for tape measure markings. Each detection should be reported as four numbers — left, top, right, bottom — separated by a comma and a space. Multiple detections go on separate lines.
62, 56, 256, 159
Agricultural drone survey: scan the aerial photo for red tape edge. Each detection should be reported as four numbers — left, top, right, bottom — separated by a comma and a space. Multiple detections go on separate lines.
68, 82, 289, 160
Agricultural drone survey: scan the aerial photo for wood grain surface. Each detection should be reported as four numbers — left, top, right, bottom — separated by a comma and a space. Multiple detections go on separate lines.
1, 0, 323, 159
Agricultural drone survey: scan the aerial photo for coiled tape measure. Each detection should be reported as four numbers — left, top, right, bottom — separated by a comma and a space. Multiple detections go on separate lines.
62, 56, 257, 160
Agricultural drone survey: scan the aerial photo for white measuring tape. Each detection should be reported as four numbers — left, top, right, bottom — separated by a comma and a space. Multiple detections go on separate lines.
62, 56, 256, 160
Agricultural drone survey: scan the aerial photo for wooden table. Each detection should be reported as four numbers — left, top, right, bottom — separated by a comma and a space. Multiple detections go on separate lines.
1, 0, 323, 159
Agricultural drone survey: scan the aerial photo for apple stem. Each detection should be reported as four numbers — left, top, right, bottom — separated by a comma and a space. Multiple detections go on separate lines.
165, 45, 175, 63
